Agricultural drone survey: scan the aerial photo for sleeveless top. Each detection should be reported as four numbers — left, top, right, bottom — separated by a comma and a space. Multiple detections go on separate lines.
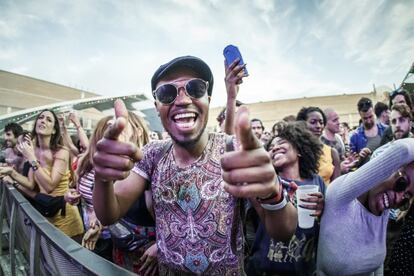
318, 144, 334, 185
46, 168, 84, 237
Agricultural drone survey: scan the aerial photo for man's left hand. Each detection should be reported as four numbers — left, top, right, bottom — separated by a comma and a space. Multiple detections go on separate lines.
221, 106, 278, 199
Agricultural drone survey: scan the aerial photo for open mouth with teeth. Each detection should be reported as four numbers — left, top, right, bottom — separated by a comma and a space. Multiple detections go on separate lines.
271, 149, 288, 163
382, 192, 390, 209
172, 112, 198, 130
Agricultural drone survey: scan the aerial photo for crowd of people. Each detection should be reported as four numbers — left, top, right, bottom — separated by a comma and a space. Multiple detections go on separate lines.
1, 54, 414, 275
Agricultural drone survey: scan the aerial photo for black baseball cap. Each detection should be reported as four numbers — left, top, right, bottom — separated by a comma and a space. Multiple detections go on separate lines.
151, 56, 214, 97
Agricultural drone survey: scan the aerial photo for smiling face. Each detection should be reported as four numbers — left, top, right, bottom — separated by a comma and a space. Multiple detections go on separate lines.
268, 137, 299, 170
35, 111, 57, 137
305, 111, 324, 137
3, 130, 17, 148
154, 69, 210, 148
368, 162, 414, 215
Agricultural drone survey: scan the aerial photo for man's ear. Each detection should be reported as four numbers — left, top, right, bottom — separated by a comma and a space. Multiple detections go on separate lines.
208, 96, 211, 103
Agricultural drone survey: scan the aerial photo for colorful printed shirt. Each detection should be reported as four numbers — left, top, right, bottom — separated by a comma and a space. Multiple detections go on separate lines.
132, 133, 243, 275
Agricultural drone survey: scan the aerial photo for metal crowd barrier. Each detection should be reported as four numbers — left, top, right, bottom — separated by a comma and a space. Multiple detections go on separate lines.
0, 182, 135, 276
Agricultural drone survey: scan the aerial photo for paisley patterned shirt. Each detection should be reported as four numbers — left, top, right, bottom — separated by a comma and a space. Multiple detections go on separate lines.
132, 133, 243, 275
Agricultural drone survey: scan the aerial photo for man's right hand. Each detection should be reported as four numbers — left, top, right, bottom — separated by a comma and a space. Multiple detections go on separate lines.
93, 99, 143, 182
358, 147, 372, 159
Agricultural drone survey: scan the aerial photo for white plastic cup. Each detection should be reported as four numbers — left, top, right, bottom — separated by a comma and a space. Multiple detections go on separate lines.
296, 185, 319, 229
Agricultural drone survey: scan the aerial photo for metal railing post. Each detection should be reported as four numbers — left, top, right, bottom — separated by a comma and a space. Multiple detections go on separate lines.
9, 201, 17, 276
29, 227, 40, 276
0, 184, 5, 256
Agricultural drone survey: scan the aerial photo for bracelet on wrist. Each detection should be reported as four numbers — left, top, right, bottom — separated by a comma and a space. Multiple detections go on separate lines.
261, 196, 288, 211
257, 183, 283, 204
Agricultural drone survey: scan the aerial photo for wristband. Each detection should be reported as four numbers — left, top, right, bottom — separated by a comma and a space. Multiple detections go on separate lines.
257, 182, 283, 204
261, 196, 287, 211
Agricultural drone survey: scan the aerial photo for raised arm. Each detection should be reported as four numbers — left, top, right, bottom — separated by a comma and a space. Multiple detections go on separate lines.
328, 139, 414, 205
58, 114, 79, 156
221, 106, 297, 241
92, 99, 145, 225
223, 59, 247, 135
69, 111, 89, 152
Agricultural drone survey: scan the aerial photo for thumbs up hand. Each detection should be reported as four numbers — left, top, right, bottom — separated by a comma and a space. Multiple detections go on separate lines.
93, 99, 143, 182
221, 106, 279, 199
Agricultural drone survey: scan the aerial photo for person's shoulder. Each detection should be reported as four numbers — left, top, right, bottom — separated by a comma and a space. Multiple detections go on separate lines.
355, 126, 365, 135
320, 135, 329, 143
54, 146, 70, 157
4, 148, 13, 157
141, 139, 173, 162
371, 142, 391, 159
209, 132, 236, 151
311, 174, 325, 185
334, 134, 343, 143
322, 143, 332, 152
377, 122, 386, 131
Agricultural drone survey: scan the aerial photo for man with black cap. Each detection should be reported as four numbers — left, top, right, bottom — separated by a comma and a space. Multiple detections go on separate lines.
92, 56, 297, 274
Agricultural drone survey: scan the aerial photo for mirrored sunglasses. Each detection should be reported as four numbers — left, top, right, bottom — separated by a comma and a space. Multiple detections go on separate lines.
153, 78, 209, 105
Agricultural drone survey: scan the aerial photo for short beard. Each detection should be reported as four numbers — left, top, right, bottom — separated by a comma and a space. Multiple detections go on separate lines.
364, 122, 374, 130
169, 120, 208, 149
394, 131, 410, 140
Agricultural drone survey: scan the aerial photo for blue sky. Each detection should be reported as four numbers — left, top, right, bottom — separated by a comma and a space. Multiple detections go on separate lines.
1, 0, 413, 107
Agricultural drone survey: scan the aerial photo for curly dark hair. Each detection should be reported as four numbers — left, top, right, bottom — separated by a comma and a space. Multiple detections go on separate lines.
271, 121, 323, 179
296, 106, 327, 126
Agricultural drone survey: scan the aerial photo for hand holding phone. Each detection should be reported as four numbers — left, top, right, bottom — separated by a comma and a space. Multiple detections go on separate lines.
223, 45, 248, 75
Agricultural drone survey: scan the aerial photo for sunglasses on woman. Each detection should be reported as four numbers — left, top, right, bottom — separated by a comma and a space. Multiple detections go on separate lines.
152, 78, 209, 105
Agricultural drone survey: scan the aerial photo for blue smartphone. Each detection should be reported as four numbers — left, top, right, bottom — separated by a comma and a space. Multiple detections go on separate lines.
223, 45, 248, 74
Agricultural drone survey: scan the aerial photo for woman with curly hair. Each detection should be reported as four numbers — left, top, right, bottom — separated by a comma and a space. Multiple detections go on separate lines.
297, 106, 341, 184
247, 121, 326, 275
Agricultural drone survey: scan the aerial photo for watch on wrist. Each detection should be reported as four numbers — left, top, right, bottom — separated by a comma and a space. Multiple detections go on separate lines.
31, 160, 39, 171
